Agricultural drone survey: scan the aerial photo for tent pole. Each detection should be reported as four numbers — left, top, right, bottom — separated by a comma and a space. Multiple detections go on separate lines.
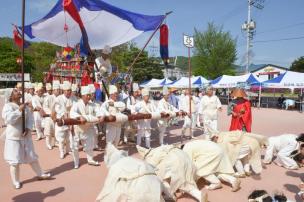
258, 83, 261, 109
227, 88, 230, 105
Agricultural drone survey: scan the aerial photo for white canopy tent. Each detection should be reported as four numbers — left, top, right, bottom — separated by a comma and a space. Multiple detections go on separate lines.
211, 73, 261, 88
167, 76, 209, 88
263, 71, 304, 89
140, 78, 172, 88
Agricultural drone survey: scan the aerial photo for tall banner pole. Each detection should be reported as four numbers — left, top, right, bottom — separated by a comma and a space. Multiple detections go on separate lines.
183, 34, 194, 138
188, 46, 192, 133
127, 11, 172, 75
21, 0, 26, 132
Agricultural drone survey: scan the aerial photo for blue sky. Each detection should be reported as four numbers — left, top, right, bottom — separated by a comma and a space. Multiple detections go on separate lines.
0, 0, 303, 67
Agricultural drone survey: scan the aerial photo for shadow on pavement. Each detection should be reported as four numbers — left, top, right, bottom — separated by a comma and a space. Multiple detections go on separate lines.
50, 158, 87, 176
284, 184, 302, 202
12, 187, 65, 202
286, 171, 304, 182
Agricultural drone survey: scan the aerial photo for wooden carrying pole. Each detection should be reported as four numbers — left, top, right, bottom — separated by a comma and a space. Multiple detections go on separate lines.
56, 112, 186, 126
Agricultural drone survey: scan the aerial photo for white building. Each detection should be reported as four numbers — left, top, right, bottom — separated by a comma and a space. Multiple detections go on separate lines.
251, 64, 288, 82
162, 67, 189, 80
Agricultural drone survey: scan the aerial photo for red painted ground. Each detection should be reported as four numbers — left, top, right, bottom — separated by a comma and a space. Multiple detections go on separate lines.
0, 99, 303, 202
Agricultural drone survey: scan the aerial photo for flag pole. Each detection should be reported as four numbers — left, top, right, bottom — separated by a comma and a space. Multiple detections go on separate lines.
188, 46, 192, 138
126, 11, 173, 76
21, 0, 26, 132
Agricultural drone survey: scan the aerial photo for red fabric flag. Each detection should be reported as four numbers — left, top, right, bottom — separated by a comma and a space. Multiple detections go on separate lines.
160, 24, 169, 65
13, 28, 23, 48
63, 0, 84, 28
13, 27, 30, 49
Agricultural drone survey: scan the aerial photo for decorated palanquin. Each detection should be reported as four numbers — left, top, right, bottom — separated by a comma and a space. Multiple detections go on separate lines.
44, 46, 95, 85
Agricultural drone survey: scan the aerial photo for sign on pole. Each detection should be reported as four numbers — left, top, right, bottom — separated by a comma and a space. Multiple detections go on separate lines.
183, 35, 194, 48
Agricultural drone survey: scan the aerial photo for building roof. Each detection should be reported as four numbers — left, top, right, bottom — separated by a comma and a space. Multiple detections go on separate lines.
235, 64, 288, 75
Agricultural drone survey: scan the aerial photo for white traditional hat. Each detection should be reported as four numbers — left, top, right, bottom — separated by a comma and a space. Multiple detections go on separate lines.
206, 85, 213, 91
52, 80, 60, 90
162, 86, 169, 96
102, 45, 112, 55
4, 88, 14, 103
109, 85, 118, 94
46, 83, 52, 91
71, 84, 78, 92
62, 81, 71, 90
24, 82, 30, 89
81, 86, 91, 96
88, 84, 95, 94
141, 88, 149, 97
35, 82, 43, 91
132, 83, 139, 92
28, 82, 34, 89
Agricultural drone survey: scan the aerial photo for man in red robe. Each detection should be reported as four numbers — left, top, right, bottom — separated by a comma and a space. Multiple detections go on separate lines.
229, 88, 252, 132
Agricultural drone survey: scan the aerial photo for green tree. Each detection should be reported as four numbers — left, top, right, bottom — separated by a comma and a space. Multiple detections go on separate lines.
27, 42, 60, 82
123, 44, 163, 82
290, 56, 304, 73
193, 23, 237, 79
0, 37, 35, 74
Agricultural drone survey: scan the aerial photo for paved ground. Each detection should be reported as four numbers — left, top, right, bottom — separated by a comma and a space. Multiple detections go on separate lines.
0, 99, 303, 202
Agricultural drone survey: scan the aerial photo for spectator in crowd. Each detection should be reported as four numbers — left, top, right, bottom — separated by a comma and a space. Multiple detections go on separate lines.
277, 94, 286, 109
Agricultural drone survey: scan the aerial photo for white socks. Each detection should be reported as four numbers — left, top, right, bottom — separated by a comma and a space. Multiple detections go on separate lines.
30, 161, 43, 177
10, 165, 20, 186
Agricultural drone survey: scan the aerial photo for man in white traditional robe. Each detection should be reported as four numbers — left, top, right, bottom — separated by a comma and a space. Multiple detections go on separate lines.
24, 82, 34, 106
88, 83, 102, 150
124, 83, 141, 143
199, 87, 222, 139
32, 83, 45, 141
96, 143, 173, 202
42, 81, 60, 150
179, 89, 196, 138
70, 86, 102, 168
263, 133, 304, 169
101, 85, 126, 147
137, 145, 208, 202
182, 140, 241, 192
2, 88, 50, 189
135, 88, 156, 148
157, 86, 180, 145
54, 81, 73, 159
70, 83, 79, 104
95, 45, 112, 78
210, 130, 267, 177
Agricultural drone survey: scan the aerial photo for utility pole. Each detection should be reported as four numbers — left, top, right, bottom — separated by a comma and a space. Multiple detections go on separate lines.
242, 0, 264, 74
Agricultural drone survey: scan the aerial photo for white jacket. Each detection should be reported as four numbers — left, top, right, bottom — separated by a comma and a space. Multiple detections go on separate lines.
101, 99, 126, 126
199, 95, 221, 120
157, 98, 178, 127
32, 95, 44, 110
43, 94, 56, 115
70, 99, 99, 133
2, 102, 33, 140
54, 94, 73, 131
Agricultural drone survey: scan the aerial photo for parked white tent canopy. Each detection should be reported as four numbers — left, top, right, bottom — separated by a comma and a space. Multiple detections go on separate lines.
263, 71, 304, 89
167, 76, 208, 88
192, 76, 210, 87
140, 78, 172, 88
211, 73, 261, 88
